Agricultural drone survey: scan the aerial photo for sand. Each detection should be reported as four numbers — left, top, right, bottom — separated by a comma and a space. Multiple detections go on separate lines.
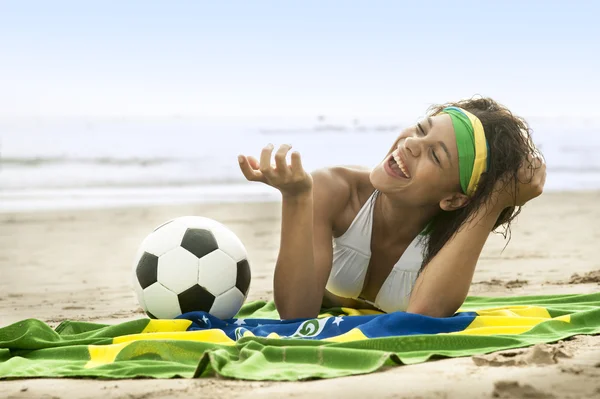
1, 191, 600, 398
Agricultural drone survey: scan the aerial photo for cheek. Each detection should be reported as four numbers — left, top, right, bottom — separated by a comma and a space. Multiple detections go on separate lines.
415, 162, 439, 181
415, 164, 455, 190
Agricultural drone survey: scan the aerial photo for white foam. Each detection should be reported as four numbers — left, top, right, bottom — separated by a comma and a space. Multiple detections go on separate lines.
0, 184, 280, 213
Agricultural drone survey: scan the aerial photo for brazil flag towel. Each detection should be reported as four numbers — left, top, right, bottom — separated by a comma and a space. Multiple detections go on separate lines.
1, 293, 599, 381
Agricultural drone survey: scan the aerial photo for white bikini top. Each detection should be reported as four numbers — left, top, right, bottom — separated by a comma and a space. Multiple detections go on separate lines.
325, 190, 424, 313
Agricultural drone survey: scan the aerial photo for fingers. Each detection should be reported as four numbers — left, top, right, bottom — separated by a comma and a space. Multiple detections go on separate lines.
520, 152, 545, 182
531, 154, 545, 184
259, 144, 277, 179
529, 154, 543, 170
539, 167, 547, 189
240, 144, 299, 183
238, 155, 263, 182
274, 144, 293, 176
290, 151, 304, 175
535, 160, 547, 190
525, 153, 546, 198
247, 155, 260, 170
259, 143, 274, 170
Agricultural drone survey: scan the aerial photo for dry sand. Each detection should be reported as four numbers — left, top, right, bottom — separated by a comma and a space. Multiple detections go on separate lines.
1, 191, 600, 398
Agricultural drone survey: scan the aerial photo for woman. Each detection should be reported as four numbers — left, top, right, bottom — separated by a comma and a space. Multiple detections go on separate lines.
238, 97, 546, 319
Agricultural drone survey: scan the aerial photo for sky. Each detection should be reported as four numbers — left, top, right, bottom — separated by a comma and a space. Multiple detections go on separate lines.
0, 0, 598, 119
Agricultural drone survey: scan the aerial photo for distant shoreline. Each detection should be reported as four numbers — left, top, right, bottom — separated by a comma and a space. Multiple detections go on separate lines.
0, 184, 597, 214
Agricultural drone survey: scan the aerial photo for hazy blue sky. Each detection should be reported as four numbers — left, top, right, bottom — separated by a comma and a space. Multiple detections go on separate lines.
1, 0, 598, 118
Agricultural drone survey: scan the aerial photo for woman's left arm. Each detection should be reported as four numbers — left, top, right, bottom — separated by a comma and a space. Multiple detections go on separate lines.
406, 154, 546, 317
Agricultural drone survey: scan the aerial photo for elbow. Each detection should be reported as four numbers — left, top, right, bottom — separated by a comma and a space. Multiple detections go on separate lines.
277, 307, 320, 321
406, 299, 461, 318
274, 299, 320, 320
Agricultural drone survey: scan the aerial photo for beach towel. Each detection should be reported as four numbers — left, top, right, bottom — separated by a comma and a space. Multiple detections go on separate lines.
1, 292, 599, 381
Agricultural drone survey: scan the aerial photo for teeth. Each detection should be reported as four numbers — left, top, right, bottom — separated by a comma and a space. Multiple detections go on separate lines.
391, 149, 410, 178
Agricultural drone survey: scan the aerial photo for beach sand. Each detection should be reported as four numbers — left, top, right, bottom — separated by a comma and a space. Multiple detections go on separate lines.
1, 191, 600, 398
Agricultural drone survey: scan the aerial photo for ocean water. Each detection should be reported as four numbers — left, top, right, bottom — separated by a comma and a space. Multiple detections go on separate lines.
1, 116, 599, 212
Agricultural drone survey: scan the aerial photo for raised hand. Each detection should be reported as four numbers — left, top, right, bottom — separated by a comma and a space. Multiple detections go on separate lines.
238, 143, 313, 198
493, 152, 547, 209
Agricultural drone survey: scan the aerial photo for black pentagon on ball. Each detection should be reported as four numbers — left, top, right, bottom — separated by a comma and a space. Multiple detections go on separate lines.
178, 284, 216, 314
136, 252, 159, 289
236, 259, 251, 296
181, 228, 219, 259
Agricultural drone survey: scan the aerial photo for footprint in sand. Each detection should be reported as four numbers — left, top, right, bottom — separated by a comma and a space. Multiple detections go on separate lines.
568, 270, 600, 284
492, 381, 555, 399
473, 343, 572, 367
547, 270, 600, 285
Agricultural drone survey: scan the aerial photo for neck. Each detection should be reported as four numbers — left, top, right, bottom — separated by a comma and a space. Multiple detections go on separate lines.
374, 191, 439, 242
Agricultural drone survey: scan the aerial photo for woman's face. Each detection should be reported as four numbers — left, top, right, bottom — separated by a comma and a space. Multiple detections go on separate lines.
370, 114, 463, 206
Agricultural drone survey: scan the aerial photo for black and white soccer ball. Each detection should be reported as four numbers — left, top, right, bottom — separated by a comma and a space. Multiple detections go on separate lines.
132, 216, 251, 320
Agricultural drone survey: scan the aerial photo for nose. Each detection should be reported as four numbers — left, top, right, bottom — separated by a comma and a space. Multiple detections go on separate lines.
404, 136, 421, 158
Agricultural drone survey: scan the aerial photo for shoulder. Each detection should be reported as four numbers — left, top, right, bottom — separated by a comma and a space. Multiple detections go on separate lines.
311, 165, 370, 200
310, 166, 373, 227
312, 165, 372, 185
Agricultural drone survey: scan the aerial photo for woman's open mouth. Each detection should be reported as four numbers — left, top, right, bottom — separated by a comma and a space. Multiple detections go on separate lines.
384, 150, 411, 180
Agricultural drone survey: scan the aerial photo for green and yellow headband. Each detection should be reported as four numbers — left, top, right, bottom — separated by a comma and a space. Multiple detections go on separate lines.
438, 106, 489, 196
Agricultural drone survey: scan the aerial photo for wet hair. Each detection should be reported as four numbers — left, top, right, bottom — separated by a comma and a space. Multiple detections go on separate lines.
417, 96, 541, 270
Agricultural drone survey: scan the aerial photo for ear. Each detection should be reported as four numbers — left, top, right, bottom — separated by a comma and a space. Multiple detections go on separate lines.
439, 192, 470, 211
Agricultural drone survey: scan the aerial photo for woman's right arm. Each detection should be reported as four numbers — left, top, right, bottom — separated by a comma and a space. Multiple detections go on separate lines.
238, 144, 350, 319
274, 167, 349, 319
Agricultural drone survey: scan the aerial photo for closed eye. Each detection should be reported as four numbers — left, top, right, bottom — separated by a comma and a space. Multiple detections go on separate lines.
418, 123, 440, 165
432, 149, 440, 165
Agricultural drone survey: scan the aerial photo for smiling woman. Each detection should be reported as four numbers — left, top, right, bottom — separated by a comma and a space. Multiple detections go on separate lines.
238, 97, 546, 320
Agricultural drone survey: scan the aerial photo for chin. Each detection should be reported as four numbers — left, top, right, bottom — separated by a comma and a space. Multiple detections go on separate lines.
368, 167, 379, 183
369, 162, 402, 192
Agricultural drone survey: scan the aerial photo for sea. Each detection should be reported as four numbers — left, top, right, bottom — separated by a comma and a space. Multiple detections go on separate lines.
1, 115, 599, 213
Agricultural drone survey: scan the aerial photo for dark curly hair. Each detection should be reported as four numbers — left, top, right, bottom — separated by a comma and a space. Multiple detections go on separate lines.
417, 96, 541, 270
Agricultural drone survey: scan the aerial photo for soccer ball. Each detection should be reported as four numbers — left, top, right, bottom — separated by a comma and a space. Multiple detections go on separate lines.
132, 216, 251, 320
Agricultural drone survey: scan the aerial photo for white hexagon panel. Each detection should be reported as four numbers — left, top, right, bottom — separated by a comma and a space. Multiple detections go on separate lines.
210, 287, 245, 320
139, 220, 188, 257
143, 282, 181, 319
157, 246, 200, 294
197, 249, 237, 296
209, 223, 247, 262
